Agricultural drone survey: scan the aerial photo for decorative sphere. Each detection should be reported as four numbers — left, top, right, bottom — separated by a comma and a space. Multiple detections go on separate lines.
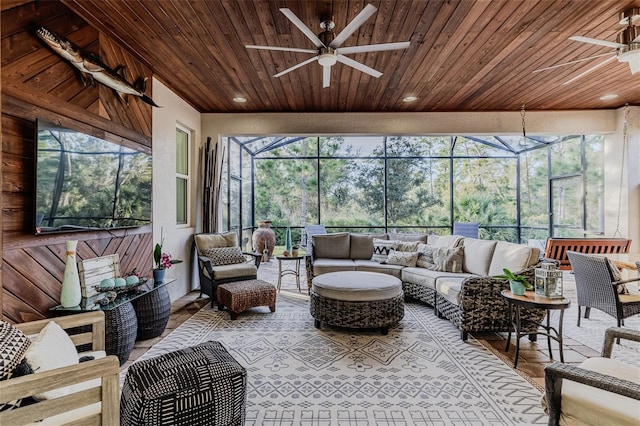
99, 278, 115, 290
125, 275, 140, 285
114, 278, 127, 288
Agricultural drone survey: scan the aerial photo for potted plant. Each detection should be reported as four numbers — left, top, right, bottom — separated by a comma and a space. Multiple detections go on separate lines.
153, 232, 183, 283
291, 244, 300, 257
495, 268, 533, 296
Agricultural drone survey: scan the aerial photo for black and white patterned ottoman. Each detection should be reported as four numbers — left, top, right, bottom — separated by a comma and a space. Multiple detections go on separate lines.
120, 341, 246, 426
310, 271, 404, 335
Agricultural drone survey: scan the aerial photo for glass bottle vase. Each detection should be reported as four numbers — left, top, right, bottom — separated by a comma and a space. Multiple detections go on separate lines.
60, 240, 82, 308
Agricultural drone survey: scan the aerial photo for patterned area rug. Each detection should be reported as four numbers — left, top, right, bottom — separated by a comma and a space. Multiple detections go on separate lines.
122, 294, 547, 425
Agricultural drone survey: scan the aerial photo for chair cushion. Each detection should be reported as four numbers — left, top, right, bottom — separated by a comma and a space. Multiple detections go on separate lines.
487, 241, 539, 276
195, 232, 237, 253
313, 233, 351, 259
206, 263, 257, 281
202, 247, 247, 266
462, 238, 497, 275
542, 357, 640, 426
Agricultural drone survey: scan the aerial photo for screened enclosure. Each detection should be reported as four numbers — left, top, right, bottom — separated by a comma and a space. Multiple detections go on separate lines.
216, 134, 604, 250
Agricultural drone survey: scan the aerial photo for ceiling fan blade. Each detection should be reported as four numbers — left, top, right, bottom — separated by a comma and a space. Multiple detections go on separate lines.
330, 4, 378, 49
245, 45, 318, 54
562, 55, 617, 85
532, 52, 614, 73
323, 65, 331, 88
569, 35, 625, 49
273, 56, 319, 78
337, 41, 411, 55
280, 8, 325, 48
336, 54, 382, 78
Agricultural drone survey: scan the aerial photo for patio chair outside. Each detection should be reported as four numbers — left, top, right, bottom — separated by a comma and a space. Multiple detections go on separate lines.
453, 222, 479, 238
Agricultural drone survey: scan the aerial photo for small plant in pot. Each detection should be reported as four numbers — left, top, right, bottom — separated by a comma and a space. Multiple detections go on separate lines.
495, 268, 533, 296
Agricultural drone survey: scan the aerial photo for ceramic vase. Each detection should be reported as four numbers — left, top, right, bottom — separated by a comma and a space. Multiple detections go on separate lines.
252, 220, 276, 262
509, 280, 526, 296
153, 268, 166, 284
60, 240, 81, 308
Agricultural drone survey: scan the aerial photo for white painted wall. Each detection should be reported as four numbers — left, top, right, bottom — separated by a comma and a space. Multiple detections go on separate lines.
152, 78, 201, 301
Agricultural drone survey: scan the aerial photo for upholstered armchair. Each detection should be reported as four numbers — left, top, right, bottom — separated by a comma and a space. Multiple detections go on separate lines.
194, 232, 261, 307
0, 311, 120, 425
543, 327, 640, 426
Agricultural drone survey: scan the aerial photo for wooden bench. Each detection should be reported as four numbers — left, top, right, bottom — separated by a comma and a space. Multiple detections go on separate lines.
543, 238, 632, 270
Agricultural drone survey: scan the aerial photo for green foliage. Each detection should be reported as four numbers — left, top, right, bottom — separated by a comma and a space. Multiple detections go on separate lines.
494, 268, 533, 289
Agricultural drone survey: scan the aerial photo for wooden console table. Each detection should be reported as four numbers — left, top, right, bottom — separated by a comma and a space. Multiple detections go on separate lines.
51, 278, 175, 365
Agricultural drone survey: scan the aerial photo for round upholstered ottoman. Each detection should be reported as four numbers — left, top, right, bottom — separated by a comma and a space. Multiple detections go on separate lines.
310, 271, 404, 335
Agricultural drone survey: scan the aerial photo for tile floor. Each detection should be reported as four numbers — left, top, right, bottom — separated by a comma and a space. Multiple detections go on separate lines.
122, 258, 618, 391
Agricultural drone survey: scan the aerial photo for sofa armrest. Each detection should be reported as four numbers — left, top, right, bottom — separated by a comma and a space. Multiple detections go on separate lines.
15, 311, 106, 352
0, 355, 120, 425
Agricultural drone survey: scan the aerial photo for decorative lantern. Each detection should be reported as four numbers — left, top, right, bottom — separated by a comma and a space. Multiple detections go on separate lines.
535, 262, 563, 299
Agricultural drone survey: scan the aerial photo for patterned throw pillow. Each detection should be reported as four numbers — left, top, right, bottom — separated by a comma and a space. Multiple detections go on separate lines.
371, 239, 399, 263
396, 241, 420, 252
385, 250, 419, 267
202, 247, 247, 266
416, 244, 438, 268
0, 321, 31, 381
606, 258, 629, 294
432, 246, 464, 273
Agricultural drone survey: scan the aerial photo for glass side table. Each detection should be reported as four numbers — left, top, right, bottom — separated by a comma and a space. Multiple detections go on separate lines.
51, 278, 175, 365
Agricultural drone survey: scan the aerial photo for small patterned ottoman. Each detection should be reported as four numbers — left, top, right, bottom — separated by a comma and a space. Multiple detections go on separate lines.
217, 279, 276, 320
120, 341, 246, 426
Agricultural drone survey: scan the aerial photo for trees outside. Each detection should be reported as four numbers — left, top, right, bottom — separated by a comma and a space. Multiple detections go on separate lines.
224, 134, 604, 245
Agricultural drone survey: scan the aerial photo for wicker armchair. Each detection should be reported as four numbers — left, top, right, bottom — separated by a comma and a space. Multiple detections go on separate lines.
0, 312, 120, 425
566, 251, 640, 327
195, 232, 261, 307
543, 327, 640, 426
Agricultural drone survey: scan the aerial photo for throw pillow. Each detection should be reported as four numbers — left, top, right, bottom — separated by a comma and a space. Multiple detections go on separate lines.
371, 239, 399, 263
396, 241, 420, 252
202, 247, 247, 266
432, 246, 464, 273
0, 321, 31, 381
385, 250, 419, 267
25, 321, 79, 400
415, 244, 438, 269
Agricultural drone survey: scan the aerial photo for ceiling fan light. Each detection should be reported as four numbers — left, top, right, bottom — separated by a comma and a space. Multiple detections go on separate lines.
318, 53, 337, 67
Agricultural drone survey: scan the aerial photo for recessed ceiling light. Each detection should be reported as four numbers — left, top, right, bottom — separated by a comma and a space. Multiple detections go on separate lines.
600, 94, 618, 100
403, 96, 418, 102
233, 97, 247, 103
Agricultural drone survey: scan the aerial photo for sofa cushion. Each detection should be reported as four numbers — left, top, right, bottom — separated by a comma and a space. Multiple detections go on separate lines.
354, 260, 404, 279
462, 238, 498, 275
488, 241, 540, 276
349, 233, 388, 260
313, 233, 351, 259
388, 232, 428, 243
195, 232, 237, 253
435, 276, 468, 306
433, 235, 465, 248
371, 239, 400, 262
313, 258, 357, 276
385, 250, 419, 267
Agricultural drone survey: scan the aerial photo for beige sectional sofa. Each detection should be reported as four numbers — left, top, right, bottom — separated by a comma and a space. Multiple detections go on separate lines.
306, 232, 546, 340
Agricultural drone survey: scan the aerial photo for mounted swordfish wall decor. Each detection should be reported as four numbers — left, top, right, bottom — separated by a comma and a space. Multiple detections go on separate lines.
35, 27, 161, 108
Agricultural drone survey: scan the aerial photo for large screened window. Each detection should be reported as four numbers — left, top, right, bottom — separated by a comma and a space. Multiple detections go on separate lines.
218, 134, 604, 245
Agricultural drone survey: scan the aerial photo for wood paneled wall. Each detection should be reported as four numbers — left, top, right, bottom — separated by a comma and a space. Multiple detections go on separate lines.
1, 1, 155, 323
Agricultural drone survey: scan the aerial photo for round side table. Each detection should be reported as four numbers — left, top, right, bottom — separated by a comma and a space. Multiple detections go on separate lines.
276, 255, 304, 292
501, 290, 571, 368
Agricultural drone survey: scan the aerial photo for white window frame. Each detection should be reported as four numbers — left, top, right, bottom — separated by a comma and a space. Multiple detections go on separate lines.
176, 124, 191, 227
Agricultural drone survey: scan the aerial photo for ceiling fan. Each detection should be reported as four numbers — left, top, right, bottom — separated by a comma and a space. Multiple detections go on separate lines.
534, 8, 640, 84
245, 3, 410, 88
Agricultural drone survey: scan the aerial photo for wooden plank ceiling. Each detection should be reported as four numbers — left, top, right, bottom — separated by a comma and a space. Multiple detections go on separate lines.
61, 0, 640, 113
